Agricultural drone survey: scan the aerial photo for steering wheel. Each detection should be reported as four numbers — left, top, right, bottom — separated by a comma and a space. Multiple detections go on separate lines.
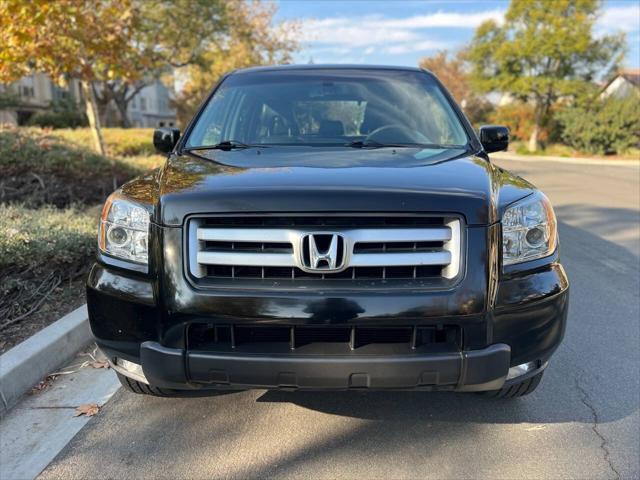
364, 124, 428, 144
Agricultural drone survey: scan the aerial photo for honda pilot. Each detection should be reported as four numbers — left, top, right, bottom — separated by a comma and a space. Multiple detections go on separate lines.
89, 65, 569, 398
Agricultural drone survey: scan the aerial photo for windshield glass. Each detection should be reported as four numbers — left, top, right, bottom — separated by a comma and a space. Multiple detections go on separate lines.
185, 69, 469, 149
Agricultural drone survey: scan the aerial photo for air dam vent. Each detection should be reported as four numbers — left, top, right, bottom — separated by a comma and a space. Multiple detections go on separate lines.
186, 215, 462, 289
187, 324, 463, 354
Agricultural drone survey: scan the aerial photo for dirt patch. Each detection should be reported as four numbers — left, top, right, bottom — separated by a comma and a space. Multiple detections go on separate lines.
0, 278, 86, 354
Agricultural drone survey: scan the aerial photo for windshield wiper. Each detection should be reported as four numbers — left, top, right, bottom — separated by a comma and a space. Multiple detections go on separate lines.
346, 140, 466, 150
345, 140, 403, 148
345, 140, 428, 149
345, 140, 403, 149
417, 143, 468, 150
184, 140, 269, 151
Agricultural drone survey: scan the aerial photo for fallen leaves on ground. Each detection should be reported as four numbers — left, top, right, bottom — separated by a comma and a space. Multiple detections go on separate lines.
90, 360, 110, 369
30, 374, 58, 394
74, 403, 100, 417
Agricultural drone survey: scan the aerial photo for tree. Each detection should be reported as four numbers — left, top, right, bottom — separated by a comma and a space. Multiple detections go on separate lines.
93, 0, 229, 127
0, 0, 142, 160
419, 51, 493, 126
91, 0, 297, 128
467, 0, 624, 151
174, 1, 298, 125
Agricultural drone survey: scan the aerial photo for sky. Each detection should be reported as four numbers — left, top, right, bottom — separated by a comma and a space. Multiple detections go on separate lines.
273, 0, 640, 69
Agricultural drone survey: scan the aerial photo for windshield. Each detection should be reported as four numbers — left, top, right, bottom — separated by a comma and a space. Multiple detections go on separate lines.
185, 69, 469, 149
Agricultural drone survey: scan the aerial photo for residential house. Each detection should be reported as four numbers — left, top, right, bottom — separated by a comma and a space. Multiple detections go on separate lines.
0, 75, 176, 128
0, 73, 82, 125
600, 69, 640, 99
127, 80, 177, 128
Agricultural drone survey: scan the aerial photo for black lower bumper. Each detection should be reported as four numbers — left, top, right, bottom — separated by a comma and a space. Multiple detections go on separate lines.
136, 341, 511, 392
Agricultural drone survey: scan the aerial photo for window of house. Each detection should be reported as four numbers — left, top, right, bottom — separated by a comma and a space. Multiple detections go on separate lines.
21, 86, 34, 98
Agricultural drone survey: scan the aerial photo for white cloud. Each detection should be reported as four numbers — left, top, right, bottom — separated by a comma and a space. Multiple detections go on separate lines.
297, 9, 505, 48
378, 10, 505, 29
296, 4, 640, 51
383, 40, 451, 55
300, 18, 420, 47
598, 4, 640, 33
292, 4, 638, 65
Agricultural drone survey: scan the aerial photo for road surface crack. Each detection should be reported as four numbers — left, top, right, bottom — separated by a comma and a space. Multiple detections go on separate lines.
575, 376, 620, 480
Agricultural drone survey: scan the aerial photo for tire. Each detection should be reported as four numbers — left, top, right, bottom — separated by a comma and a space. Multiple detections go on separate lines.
116, 372, 180, 397
479, 371, 544, 399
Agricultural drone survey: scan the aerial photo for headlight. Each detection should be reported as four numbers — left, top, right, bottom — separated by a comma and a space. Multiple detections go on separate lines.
98, 194, 150, 264
502, 192, 557, 266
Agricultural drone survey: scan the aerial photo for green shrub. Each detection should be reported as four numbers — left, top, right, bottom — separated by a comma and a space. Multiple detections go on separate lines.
0, 204, 97, 325
27, 99, 88, 129
28, 109, 88, 129
0, 91, 20, 109
0, 126, 164, 207
557, 96, 640, 155
0, 204, 96, 276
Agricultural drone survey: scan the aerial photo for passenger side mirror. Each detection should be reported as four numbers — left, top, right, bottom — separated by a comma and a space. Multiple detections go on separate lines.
153, 127, 180, 154
479, 125, 509, 153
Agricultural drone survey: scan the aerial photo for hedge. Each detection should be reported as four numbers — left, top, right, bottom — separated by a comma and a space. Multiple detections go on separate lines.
0, 204, 98, 324
0, 127, 164, 207
28, 109, 88, 129
557, 96, 640, 155
0, 204, 96, 276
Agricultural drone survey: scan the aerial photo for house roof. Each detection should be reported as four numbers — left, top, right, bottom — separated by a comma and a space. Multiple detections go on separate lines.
619, 69, 640, 87
602, 68, 640, 92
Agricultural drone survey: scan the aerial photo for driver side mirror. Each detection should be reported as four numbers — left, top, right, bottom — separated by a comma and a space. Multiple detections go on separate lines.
479, 125, 509, 153
153, 127, 180, 154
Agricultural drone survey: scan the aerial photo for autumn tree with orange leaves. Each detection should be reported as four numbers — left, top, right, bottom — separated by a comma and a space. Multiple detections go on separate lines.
0, 0, 145, 158
419, 51, 492, 127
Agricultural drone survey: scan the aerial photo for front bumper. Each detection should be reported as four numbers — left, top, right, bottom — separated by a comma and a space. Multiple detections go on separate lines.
88, 253, 569, 392
108, 341, 511, 391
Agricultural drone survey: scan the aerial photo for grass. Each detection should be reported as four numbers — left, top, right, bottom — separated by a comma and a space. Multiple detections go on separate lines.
52, 127, 158, 157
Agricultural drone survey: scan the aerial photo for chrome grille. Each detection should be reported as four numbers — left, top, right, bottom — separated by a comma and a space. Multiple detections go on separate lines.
187, 215, 462, 286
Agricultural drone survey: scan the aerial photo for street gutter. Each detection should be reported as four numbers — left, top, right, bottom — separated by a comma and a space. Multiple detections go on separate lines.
0, 305, 92, 416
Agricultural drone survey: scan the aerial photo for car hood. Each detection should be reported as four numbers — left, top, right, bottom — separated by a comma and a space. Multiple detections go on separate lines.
155, 146, 535, 226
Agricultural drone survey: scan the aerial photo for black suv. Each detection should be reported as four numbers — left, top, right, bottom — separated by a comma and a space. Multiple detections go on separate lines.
89, 65, 568, 398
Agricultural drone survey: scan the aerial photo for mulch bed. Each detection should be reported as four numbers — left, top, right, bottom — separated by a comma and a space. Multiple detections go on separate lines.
0, 278, 86, 354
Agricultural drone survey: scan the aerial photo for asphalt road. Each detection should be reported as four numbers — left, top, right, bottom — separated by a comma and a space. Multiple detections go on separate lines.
40, 157, 640, 480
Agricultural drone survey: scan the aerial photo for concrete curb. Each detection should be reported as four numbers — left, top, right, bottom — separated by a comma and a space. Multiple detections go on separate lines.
492, 151, 640, 167
0, 305, 91, 416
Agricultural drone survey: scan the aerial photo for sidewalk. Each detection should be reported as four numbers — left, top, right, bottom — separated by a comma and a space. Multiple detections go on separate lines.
0, 345, 120, 480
